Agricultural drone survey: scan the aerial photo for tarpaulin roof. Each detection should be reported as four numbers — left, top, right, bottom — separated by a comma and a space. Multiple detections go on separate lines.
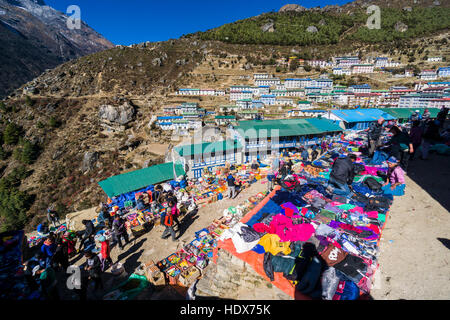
234, 118, 343, 139
98, 162, 185, 198
331, 108, 396, 123
174, 140, 242, 157
378, 108, 440, 120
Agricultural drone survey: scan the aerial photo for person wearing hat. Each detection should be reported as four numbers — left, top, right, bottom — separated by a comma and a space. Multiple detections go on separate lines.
409, 110, 422, 123
40, 235, 56, 268
381, 157, 406, 196
34, 262, 59, 300
46, 207, 60, 228
62, 231, 77, 258
422, 108, 431, 123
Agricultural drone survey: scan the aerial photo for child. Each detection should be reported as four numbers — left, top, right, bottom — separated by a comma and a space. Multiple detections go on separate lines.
99, 236, 112, 272
381, 157, 406, 196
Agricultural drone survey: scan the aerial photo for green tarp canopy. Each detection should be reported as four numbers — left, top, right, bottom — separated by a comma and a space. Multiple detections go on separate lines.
174, 140, 242, 157
378, 108, 441, 120
98, 162, 185, 198
234, 118, 343, 139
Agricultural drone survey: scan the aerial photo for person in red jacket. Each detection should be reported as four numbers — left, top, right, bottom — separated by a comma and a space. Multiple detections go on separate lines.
99, 236, 112, 271
161, 206, 177, 242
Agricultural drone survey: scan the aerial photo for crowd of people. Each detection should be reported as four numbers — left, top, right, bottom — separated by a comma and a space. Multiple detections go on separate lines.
23, 106, 447, 300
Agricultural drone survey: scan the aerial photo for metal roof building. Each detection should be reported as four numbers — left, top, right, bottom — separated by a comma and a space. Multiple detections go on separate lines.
98, 162, 185, 198
325, 108, 396, 130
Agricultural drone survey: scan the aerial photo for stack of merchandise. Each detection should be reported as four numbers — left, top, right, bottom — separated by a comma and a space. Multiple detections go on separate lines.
0, 230, 40, 300
217, 136, 403, 300
27, 223, 68, 249
150, 192, 268, 288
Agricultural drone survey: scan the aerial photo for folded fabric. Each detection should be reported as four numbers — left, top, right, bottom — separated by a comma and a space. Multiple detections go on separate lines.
332, 280, 360, 300
220, 222, 261, 254
321, 267, 340, 300
258, 233, 291, 256
320, 244, 348, 267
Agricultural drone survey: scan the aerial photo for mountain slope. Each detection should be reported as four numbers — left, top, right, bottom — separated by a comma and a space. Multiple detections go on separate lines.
0, 0, 113, 97
187, 2, 450, 46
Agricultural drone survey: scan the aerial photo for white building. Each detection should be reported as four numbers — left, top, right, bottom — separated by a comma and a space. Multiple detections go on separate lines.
420, 70, 438, 80
255, 78, 281, 87
284, 78, 314, 89
254, 73, 270, 80
348, 84, 371, 94
275, 98, 295, 106
230, 90, 253, 101
351, 64, 374, 74
438, 67, 450, 78
260, 95, 276, 105
374, 57, 389, 68
177, 88, 200, 95
427, 57, 442, 62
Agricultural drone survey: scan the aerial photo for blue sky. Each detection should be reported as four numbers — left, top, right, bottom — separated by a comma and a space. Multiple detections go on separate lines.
46, 0, 353, 45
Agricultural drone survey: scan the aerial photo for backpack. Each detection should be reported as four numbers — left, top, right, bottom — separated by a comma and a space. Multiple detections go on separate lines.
364, 177, 382, 192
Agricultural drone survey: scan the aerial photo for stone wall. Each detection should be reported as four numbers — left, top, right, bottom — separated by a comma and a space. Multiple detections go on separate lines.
195, 249, 293, 300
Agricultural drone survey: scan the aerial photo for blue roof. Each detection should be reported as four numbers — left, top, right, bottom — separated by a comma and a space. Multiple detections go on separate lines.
157, 116, 183, 120
331, 108, 396, 123
351, 84, 371, 88
285, 78, 312, 81
261, 95, 275, 98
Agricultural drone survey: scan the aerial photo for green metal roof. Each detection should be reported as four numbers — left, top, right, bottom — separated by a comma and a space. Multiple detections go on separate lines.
215, 115, 236, 119
174, 140, 242, 157
234, 118, 342, 139
378, 108, 440, 120
98, 162, 185, 198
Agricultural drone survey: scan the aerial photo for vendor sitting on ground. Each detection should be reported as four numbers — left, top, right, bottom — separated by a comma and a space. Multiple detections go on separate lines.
250, 159, 260, 172
381, 157, 406, 196
37, 222, 50, 236
327, 153, 357, 199
135, 195, 146, 211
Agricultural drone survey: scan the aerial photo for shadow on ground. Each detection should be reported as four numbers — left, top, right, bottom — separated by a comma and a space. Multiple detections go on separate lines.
407, 153, 450, 212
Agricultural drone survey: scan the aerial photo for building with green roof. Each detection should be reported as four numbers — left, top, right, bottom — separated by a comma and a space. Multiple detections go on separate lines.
232, 118, 343, 162
173, 140, 243, 178
98, 162, 185, 198
378, 107, 440, 123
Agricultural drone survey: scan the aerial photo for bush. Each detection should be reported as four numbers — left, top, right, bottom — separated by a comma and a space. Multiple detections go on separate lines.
25, 96, 33, 107
14, 140, 40, 165
3, 123, 22, 145
48, 117, 61, 128
0, 167, 34, 232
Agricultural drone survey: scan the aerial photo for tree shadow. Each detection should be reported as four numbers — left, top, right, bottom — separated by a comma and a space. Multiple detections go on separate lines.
407, 153, 450, 212
437, 238, 450, 250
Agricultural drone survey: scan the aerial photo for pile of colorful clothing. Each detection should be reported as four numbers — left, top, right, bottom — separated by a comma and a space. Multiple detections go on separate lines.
217, 138, 403, 300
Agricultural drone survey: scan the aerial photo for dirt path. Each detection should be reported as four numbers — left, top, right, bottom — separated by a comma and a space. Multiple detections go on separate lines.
371, 154, 450, 300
